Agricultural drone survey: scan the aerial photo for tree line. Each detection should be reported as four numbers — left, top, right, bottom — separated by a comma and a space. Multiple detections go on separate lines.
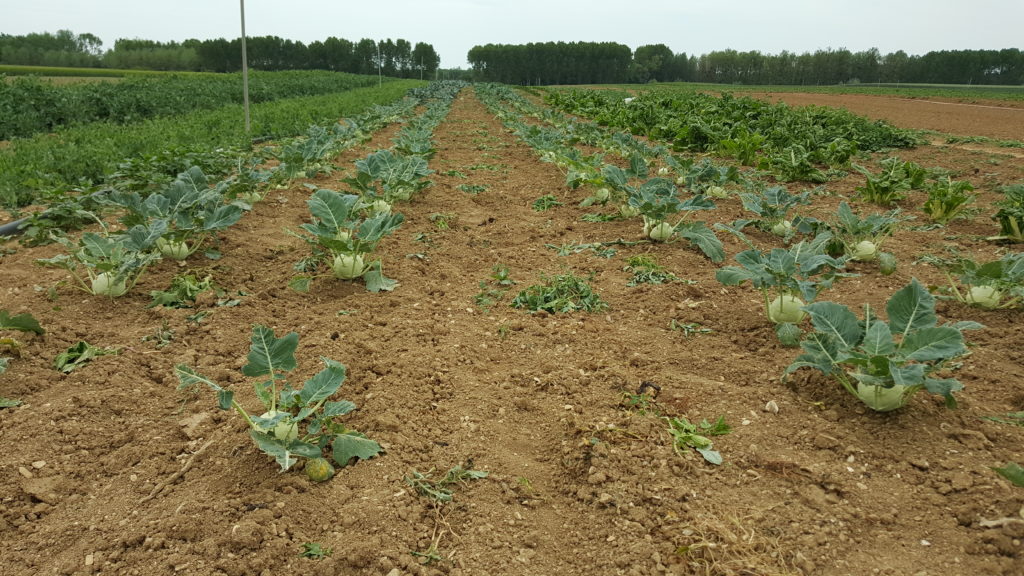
469, 43, 1023, 86
0, 30, 441, 78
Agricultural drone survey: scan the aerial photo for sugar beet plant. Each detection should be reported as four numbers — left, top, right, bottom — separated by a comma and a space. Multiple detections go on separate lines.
853, 157, 928, 207
176, 325, 381, 480
990, 183, 1024, 242
291, 188, 404, 292
784, 279, 982, 412
922, 176, 975, 225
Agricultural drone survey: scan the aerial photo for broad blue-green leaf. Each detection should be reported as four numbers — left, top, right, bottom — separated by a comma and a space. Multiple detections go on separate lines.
355, 149, 432, 192
676, 222, 724, 262
357, 212, 405, 245
217, 389, 234, 411
992, 462, 1024, 487
862, 320, 895, 355
122, 221, 167, 252
0, 310, 44, 334
363, 261, 398, 293
775, 322, 802, 347
803, 301, 862, 348
600, 164, 628, 190
696, 447, 723, 465
201, 204, 243, 231
784, 333, 842, 376
306, 400, 357, 435
627, 153, 648, 179
332, 431, 382, 467
1003, 253, 1024, 281
242, 325, 299, 378
679, 195, 716, 212
308, 189, 359, 232
849, 371, 888, 387
288, 276, 312, 293
174, 364, 223, 392
946, 320, 984, 331
322, 400, 356, 418
900, 326, 964, 361
295, 359, 346, 420
887, 279, 937, 337
795, 279, 819, 302
81, 232, 117, 259
715, 266, 756, 286
889, 361, 926, 387
765, 248, 797, 278
250, 432, 321, 471
923, 377, 964, 408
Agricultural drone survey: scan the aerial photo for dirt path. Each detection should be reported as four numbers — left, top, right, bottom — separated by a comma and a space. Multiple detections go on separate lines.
1, 87, 1023, 576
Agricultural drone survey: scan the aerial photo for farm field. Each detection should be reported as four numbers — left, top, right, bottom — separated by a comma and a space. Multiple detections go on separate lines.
1, 83, 1023, 576
745, 92, 1024, 141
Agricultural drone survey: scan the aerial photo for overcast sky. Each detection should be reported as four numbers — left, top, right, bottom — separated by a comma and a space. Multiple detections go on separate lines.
4, 0, 1022, 68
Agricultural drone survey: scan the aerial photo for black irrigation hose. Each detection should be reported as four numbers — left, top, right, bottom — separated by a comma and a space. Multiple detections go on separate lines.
0, 217, 28, 237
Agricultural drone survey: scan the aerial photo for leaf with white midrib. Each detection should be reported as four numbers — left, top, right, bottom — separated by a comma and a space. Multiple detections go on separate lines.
803, 301, 862, 349
887, 279, 936, 339
242, 325, 298, 378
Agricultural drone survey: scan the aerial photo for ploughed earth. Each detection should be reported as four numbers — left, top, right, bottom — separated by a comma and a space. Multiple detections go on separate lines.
1, 88, 1022, 576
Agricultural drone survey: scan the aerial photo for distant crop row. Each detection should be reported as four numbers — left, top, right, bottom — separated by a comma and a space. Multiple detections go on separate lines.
545, 89, 918, 183
0, 70, 393, 140
478, 83, 1022, 414
0, 80, 424, 208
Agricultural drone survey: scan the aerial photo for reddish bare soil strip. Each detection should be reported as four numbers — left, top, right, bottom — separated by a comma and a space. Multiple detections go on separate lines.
2, 88, 1023, 576
750, 92, 1024, 141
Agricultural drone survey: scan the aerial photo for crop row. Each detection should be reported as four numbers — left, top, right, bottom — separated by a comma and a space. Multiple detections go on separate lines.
0, 70, 394, 140
545, 88, 918, 183
2, 81, 465, 479
0, 80, 425, 208
476, 83, 1023, 413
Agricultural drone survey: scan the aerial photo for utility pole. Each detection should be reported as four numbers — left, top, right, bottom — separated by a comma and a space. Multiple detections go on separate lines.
240, 0, 250, 134
377, 43, 382, 87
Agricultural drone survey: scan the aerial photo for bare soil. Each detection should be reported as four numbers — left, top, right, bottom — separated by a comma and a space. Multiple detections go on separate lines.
748, 92, 1024, 142
2, 89, 1023, 576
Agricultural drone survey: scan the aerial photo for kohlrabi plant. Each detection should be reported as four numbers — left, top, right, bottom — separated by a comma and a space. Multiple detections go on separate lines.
175, 325, 381, 479
944, 252, 1024, 309
343, 149, 433, 203
731, 186, 818, 240
830, 201, 902, 273
291, 188, 404, 293
990, 183, 1024, 243
109, 166, 244, 260
579, 156, 649, 212
716, 232, 850, 345
275, 124, 339, 179
625, 178, 724, 262
36, 225, 164, 297
666, 156, 743, 196
784, 279, 982, 412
